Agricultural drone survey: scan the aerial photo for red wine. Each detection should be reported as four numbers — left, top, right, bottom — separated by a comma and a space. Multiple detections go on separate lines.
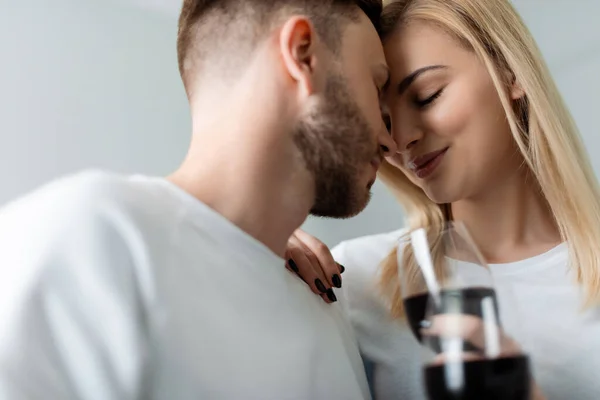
424, 355, 531, 400
403, 287, 499, 342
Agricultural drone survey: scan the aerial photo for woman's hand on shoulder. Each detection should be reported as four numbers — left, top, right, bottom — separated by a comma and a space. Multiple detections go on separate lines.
285, 229, 345, 304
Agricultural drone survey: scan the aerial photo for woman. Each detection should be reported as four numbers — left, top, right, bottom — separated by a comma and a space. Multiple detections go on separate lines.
286, 0, 600, 399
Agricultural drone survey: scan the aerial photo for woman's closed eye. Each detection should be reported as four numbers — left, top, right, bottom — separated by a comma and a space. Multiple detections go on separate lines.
414, 87, 444, 108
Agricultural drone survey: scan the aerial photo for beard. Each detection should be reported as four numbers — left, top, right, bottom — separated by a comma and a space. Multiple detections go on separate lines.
292, 73, 378, 219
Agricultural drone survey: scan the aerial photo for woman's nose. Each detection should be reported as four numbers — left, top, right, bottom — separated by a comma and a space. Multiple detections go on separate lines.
393, 123, 422, 153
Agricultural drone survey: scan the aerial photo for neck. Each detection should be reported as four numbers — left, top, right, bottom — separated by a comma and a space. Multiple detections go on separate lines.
451, 167, 561, 263
169, 87, 313, 258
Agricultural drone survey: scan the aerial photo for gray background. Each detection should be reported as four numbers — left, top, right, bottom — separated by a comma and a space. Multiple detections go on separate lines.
0, 0, 598, 247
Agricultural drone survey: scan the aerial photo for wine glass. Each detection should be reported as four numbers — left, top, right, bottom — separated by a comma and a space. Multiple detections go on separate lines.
397, 221, 531, 400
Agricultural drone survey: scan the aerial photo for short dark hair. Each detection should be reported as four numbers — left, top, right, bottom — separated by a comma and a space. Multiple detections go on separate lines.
177, 0, 383, 97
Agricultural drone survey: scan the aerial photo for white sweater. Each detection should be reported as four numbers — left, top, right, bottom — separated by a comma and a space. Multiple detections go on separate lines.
0, 170, 370, 400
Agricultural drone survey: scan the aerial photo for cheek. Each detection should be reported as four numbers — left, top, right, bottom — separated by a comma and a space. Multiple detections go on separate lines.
342, 67, 382, 135
425, 81, 510, 156
359, 86, 384, 132
425, 88, 473, 139
429, 82, 517, 191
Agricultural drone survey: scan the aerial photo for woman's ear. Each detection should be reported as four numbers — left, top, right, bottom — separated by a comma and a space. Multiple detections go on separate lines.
506, 70, 525, 100
510, 81, 525, 100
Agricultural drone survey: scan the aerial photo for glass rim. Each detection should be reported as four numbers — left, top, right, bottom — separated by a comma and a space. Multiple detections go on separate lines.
397, 220, 469, 243
396, 220, 490, 271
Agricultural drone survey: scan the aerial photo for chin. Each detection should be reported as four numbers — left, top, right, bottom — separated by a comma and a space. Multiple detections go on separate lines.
310, 184, 371, 219
421, 184, 460, 206
338, 187, 372, 218
350, 188, 372, 217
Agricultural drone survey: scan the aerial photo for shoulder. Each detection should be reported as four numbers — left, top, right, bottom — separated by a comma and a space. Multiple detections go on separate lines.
1, 170, 116, 231
1, 169, 138, 222
332, 228, 406, 273
0, 170, 158, 397
0, 169, 131, 254
0, 169, 180, 241
332, 229, 406, 313
0, 169, 183, 282
0, 169, 168, 317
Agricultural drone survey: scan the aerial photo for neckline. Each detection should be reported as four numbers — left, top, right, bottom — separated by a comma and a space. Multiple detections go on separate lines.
487, 242, 568, 276
130, 175, 285, 266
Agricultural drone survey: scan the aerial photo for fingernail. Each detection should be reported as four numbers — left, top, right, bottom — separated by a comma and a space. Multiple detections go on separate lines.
332, 274, 342, 288
326, 288, 337, 302
288, 259, 299, 273
339, 264, 346, 273
315, 279, 327, 293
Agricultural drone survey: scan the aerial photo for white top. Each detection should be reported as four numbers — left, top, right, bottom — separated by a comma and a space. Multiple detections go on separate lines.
333, 229, 600, 400
0, 170, 370, 400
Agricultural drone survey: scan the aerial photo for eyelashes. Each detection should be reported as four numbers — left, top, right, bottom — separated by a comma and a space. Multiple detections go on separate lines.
415, 88, 444, 108
382, 86, 445, 132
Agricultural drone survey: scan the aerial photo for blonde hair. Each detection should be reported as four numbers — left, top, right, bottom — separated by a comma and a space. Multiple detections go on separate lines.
378, 0, 600, 318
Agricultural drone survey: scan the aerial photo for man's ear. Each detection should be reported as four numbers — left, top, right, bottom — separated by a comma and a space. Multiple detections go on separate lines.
279, 16, 321, 98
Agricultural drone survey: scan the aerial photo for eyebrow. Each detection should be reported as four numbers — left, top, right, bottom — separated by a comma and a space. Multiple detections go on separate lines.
396, 65, 447, 95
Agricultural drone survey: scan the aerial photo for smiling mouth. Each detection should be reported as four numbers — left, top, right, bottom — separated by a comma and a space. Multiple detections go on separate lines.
408, 147, 448, 179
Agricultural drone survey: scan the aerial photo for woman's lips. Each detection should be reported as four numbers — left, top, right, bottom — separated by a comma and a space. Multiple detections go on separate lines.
408, 148, 448, 179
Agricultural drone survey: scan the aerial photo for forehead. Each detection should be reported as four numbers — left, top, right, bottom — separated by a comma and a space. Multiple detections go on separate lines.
383, 22, 472, 76
340, 12, 387, 69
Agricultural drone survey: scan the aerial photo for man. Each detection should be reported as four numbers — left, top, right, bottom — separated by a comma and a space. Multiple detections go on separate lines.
0, 0, 395, 398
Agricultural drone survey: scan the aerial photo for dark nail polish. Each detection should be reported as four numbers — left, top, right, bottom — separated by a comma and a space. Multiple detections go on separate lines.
339, 264, 346, 274
315, 279, 327, 293
326, 288, 337, 302
332, 274, 342, 288
288, 259, 299, 273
